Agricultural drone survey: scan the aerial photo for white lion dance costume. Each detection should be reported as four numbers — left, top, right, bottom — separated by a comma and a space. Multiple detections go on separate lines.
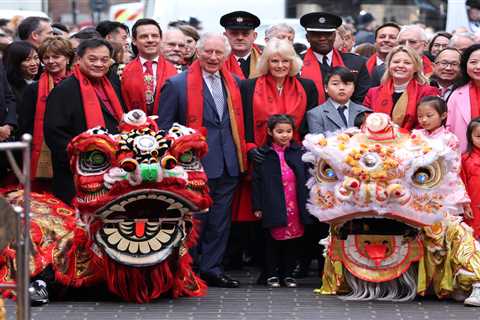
303, 113, 480, 306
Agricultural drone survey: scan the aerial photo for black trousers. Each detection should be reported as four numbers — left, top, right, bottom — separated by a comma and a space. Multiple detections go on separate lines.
264, 232, 300, 279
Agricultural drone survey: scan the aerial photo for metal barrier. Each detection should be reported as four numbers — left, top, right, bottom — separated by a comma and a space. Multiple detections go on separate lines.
0, 134, 32, 320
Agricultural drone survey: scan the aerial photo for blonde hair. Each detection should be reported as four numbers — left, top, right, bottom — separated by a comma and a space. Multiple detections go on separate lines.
381, 45, 428, 85
255, 38, 302, 77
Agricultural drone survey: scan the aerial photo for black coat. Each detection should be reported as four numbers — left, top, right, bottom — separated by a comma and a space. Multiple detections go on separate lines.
44, 76, 125, 204
0, 63, 16, 127
252, 142, 312, 229
240, 76, 318, 144
17, 81, 38, 136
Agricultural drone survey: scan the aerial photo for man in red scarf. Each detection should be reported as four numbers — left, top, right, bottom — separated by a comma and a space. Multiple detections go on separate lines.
121, 19, 177, 115
300, 12, 372, 105
397, 25, 433, 77
366, 22, 400, 76
221, 11, 262, 79
157, 33, 247, 289
44, 38, 125, 204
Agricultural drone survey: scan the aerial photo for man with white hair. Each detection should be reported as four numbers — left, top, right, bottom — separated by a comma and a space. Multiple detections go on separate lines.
450, 32, 476, 52
264, 23, 295, 43
157, 33, 247, 289
397, 25, 433, 76
160, 28, 188, 72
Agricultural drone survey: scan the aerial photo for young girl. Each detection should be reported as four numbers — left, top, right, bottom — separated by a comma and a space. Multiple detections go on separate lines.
252, 114, 312, 288
416, 96, 458, 149
461, 118, 480, 238
416, 96, 472, 218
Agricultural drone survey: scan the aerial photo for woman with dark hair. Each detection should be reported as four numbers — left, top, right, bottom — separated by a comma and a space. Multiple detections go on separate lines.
177, 24, 199, 66
447, 44, 480, 152
18, 36, 74, 183
426, 32, 452, 61
3, 41, 39, 107
363, 45, 439, 130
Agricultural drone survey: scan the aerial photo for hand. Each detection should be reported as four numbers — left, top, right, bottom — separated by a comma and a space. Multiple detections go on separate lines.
0, 125, 12, 141
248, 147, 266, 164
253, 210, 262, 219
464, 203, 473, 219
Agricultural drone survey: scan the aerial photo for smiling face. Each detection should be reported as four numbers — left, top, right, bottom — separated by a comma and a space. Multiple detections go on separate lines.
133, 24, 161, 60
20, 49, 40, 80
161, 29, 187, 65
467, 49, 480, 85
433, 49, 461, 84
375, 26, 399, 59
42, 51, 69, 76
430, 35, 450, 56
197, 36, 227, 74
388, 51, 416, 85
268, 53, 291, 79
77, 46, 111, 79
268, 122, 293, 147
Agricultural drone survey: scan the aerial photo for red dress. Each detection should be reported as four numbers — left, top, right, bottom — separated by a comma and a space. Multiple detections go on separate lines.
461, 148, 480, 238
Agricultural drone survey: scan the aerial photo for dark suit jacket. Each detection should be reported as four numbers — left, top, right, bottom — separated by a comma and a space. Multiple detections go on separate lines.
240, 76, 318, 143
306, 99, 371, 134
157, 71, 240, 179
44, 76, 124, 204
0, 63, 16, 127
301, 50, 372, 104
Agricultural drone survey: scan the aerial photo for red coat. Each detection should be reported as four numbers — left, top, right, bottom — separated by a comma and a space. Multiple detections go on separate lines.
363, 82, 439, 130
461, 149, 480, 238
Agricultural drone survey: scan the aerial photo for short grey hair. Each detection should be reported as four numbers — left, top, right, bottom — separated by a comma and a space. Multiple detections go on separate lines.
196, 32, 231, 56
398, 25, 428, 42
449, 32, 476, 46
255, 38, 302, 77
265, 23, 295, 40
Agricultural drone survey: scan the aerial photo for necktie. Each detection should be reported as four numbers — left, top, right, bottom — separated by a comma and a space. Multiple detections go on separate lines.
144, 61, 155, 111
337, 105, 348, 127
322, 55, 329, 67
320, 55, 331, 75
209, 75, 225, 120
238, 57, 249, 78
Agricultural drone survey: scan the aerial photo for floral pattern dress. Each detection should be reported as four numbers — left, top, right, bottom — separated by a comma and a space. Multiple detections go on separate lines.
270, 143, 305, 240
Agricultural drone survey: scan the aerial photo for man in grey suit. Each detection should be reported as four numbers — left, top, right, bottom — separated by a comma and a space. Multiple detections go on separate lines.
307, 67, 371, 134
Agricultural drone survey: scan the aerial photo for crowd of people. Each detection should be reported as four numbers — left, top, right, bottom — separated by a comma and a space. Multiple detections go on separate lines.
1, 8, 480, 292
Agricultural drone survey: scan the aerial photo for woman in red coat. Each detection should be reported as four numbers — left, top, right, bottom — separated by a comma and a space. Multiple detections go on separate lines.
363, 45, 439, 130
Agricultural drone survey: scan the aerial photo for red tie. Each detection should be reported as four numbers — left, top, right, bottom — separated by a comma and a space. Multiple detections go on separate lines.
144, 61, 155, 112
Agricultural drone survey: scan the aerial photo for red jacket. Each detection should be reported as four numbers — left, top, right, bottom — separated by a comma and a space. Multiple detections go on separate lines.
461, 149, 480, 238
363, 82, 439, 130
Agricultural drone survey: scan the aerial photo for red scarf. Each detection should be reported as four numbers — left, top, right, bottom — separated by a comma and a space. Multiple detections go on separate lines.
252, 74, 307, 146
470, 82, 480, 119
422, 55, 433, 77
186, 61, 247, 172
372, 79, 419, 130
301, 48, 345, 104
121, 57, 177, 115
223, 45, 262, 80
366, 53, 378, 76
73, 65, 124, 128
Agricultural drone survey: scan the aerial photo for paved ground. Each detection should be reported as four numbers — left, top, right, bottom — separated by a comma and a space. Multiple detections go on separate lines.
4, 268, 480, 320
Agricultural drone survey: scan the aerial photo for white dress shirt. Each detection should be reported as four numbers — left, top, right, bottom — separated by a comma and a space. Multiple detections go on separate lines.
313, 50, 334, 66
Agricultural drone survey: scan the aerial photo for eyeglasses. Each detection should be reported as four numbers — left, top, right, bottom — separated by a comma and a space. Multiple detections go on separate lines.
435, 61, 460, 68
398, 39, 424, 46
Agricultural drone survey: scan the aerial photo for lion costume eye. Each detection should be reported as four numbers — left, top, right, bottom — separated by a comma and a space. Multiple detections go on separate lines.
179, 150, 194, 164
80, 150, 110, 174
316, 160, 338, 182
411, 161, 442, 188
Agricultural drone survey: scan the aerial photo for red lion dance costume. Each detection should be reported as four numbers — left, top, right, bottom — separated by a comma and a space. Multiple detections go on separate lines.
0, 110, 211, 303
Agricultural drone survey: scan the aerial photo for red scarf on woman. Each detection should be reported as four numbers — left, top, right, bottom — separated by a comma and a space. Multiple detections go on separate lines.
470, 82, 480, 119
121, 57, 177, 115
372, 78, 420, 130
301, 48, 345, 104
73, 65, 124, 128
186, 61, 247, 172
223, 45, 262, 80
252, 74, 307, 146
31, 71, 72, 177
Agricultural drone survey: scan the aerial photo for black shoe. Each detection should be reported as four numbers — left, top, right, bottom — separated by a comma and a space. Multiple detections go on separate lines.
29, 280, 49, 306
201, 273, 240, 288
